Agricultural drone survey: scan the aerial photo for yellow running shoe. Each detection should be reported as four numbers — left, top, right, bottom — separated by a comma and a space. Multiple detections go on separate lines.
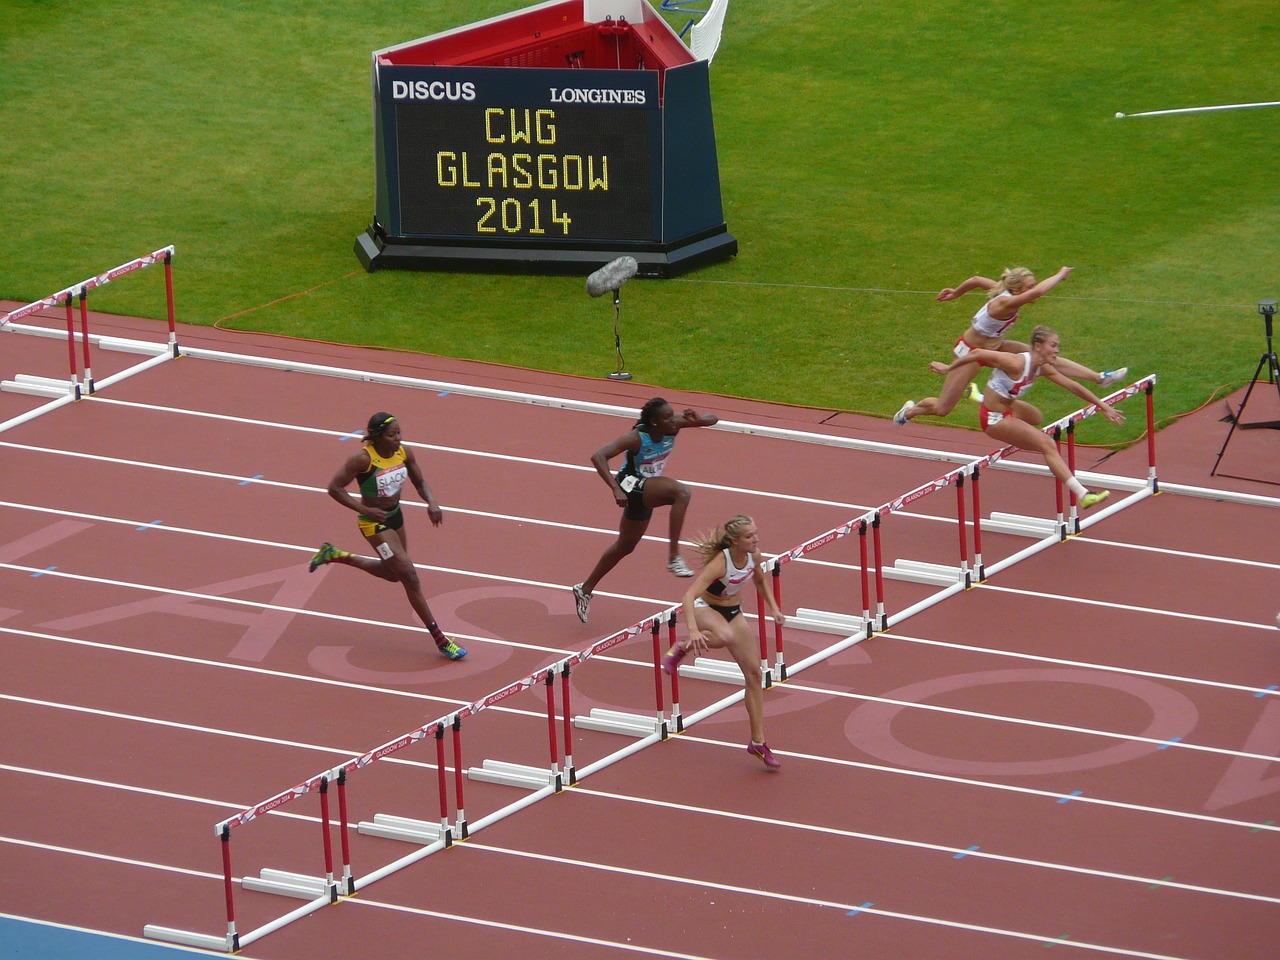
1080, 490, 1110, 510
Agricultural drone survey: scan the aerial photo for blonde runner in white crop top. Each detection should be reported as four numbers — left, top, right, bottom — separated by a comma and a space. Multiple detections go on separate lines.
706, 547, 755, 599
970, 293, 1020, 339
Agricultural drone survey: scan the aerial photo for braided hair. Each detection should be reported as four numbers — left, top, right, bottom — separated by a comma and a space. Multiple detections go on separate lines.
636, 397, 669, 430
363, 411, 397, 443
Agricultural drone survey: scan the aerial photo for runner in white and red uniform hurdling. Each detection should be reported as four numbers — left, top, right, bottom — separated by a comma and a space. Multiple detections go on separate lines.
895, 266, 1128, 426
930, 326, 1124, 510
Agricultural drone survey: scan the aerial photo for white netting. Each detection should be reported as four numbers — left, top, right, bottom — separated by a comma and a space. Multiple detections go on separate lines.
689, 0, 729, 63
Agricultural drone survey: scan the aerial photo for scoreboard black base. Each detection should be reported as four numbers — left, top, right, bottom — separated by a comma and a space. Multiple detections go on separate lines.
354, 222, 737, 279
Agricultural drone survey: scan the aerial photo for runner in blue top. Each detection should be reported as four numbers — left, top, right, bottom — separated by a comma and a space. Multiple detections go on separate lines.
572, 397, 718, 623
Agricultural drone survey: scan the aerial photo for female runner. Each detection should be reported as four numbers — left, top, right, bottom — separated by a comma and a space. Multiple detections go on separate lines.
572, 397, 717, 623
662, 515, 787, 770
308, 412, 466, 660
932, 326, 1124, 509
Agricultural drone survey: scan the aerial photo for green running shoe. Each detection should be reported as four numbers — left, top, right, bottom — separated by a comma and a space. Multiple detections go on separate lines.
437, 637, 468, 660
1080, 490, 1110, 511
308, 542, 344, 572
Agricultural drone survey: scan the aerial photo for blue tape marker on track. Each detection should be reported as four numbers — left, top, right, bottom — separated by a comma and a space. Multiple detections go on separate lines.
437, 391, 451, 397
846, 902, 874, 917
341, 430, 361, 441
1057, 790, 1083, 804
953, 845, 979, 859
1158, 737, 1183, 750
1256, 685, 1278, 698
239, 474, 264, 486
32, 566, 56, 577
135, 520, 163, 532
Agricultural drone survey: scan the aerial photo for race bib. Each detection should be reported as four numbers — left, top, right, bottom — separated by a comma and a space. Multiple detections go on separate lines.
375, 465, 408, 498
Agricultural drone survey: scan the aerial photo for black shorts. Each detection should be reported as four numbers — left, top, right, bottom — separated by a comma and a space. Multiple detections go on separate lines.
618, 474, 652, 522
707, 603, 741, 623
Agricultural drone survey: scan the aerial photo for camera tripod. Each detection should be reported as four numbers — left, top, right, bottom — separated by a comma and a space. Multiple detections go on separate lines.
1211, 299, 1280, 477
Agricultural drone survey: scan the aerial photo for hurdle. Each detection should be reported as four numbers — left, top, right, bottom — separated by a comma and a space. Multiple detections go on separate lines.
1, 246, 178, 429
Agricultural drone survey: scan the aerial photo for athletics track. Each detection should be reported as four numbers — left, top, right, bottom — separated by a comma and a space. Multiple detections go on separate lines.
1, 289, 1277, 960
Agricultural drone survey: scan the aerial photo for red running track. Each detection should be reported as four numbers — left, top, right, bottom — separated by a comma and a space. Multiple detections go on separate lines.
1, 310, 1278, 960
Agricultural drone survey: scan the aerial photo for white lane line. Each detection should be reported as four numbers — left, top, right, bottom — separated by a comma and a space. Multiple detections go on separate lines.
449, 840, 1236, 960
0, 836, 223, 882
0, 693, 423, 767
767, 682, 1277, 763
0, 762, 305, 821
0, 436, 872, 513
1075, 535, 1280, 571
0, 558, 584, 657
980, 583, 1276, 632
566, 786, 1280, 905
876, 630, 1278, 697
0, 624, 465, 704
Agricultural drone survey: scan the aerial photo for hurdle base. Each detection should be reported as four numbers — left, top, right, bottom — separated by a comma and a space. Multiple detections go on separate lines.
2, 374, 72, 398
573, 708, 661, 737
680, 657, 745, 684
98, 335, 168, 356
143, 925, 233, 952
358, 813, 444, 844
792, 608, 870, 637
883, 558, 964, 586
984, 512, 1059, 537
242, 868, 333, 901
466, 758, 554, 789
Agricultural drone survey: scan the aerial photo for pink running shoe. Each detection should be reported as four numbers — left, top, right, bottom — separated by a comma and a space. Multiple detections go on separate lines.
747, 741, 781, 770
661, 643, 689, 676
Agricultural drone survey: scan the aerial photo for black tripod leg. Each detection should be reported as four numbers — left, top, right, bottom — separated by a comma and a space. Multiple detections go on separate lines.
1211, 353, 1270, 475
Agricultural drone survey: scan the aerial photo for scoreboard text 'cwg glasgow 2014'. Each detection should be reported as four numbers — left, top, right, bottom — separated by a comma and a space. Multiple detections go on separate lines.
355, 0, 736, 278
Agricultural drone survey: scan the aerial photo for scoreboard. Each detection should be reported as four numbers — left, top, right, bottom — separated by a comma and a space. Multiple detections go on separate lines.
354, 4, 736, 278
389, 67, 660, 243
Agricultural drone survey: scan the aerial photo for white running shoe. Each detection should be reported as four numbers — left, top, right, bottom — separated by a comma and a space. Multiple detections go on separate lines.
893, 400, 914, 426
667, 556, 694, 578
1098, 367, 1129, 388
572, 583, 591, 623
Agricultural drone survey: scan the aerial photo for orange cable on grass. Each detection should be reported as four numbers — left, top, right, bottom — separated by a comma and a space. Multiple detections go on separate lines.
214, 270, 364, 328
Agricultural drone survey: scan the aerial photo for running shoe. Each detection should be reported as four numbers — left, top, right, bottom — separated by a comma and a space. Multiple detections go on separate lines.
966, 381, 982, 403
1098, 367, 1129, 388
1080, 490, 1110, 511
572, 583, 591, 623
893, 400, 914, 426
437, 637, 468, 660
661, 643, 689, 676
667, 556, 695, 578
746, 741, 781, 770
308, 542, 345, 572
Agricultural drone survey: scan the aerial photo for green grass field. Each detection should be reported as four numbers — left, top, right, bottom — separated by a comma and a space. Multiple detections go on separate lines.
3, 1, 1276, 445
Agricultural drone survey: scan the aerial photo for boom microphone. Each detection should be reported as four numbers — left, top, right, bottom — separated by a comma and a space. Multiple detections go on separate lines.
585, 256, 638, 299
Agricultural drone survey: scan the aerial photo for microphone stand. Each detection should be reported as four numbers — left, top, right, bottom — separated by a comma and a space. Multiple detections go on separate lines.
609, 289, 632, 381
